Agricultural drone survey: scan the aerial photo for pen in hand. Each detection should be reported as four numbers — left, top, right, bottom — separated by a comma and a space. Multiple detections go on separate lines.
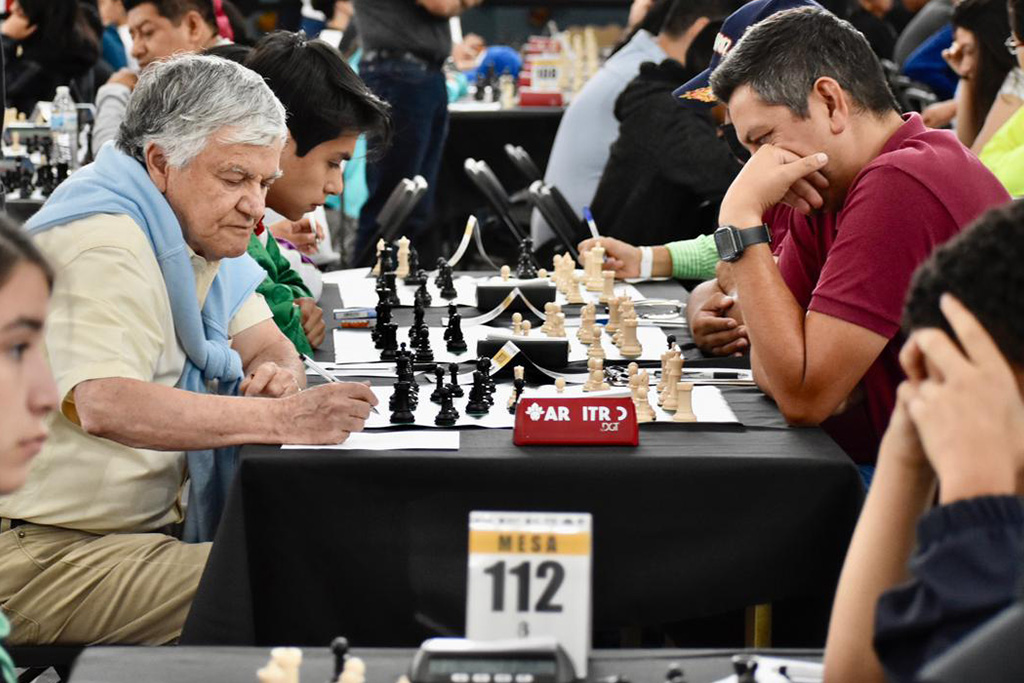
300, 353, 380, 414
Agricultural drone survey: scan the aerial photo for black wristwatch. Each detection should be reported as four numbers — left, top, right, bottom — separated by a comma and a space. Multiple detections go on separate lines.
714, 224, 772, 262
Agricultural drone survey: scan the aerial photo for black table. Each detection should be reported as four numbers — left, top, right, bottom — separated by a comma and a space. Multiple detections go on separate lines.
70, 646, 823, 683
180, 280, 862, 648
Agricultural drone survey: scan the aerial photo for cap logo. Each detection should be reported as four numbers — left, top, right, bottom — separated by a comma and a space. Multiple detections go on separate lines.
678, 86, 716, 103
713, 33, 733, 56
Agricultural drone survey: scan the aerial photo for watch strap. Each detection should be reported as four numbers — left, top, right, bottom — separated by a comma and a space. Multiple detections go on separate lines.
736, 224, 772, 249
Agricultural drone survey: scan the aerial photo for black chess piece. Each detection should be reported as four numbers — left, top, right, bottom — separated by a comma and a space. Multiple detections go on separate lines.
381, 242, 397, 273
390, 381, 416, 423
667, 334, 677, 350
435, 258, 458, 300
508, 375, 526, 414
413, 325, 434, 363
665, 662, 686, 683
430, 366, 447, 403
414, 279, 432, 307
731, 656, 758, 683
372, 298, 393, 348
330, 637, 350, 681
515, 237, 538, 279
465, 372, 490, 416
447, 362, 465, 398
444, 302, 468, 353
405, 247, 426, 286
384, 272, 400, 306
477, 357, 496, 402
434, 386, 459, 426
379, 322, 399, 361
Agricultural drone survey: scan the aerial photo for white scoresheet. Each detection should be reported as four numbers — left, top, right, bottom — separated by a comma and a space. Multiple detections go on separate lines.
334, 325, 669, 365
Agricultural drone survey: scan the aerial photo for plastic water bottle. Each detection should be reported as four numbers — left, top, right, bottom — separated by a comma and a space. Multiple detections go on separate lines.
50, 86, 79, 170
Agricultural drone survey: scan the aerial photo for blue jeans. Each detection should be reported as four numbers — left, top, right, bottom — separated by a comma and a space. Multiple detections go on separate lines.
356, 58, 449, 263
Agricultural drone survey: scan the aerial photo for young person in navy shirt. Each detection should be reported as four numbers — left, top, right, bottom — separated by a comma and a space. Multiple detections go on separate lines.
824, 201, 1024, 683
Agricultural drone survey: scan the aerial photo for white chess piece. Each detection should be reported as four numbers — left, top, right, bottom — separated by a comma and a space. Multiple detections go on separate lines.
605, 296, 622, 334
548, 312, 567, 338
500, 265, 511, 281
619, 317, 642, 359
521, 320, 532, 336
566, 272, 585, 304
338, 656, 367, 683
599, 270, 615, 304
538, 268, 548, 279
555, 376, 566, 393
673, 382, 698, 422
371, 238, 385, 275
396, 236, 410, 278
587, 332, 605, 360
582, 357, 609, 392
659, 356, 683, 406
512, 312, 523, 336
636, 370, 655, 423
257, 663, 286, 683
270, 647, 302, 683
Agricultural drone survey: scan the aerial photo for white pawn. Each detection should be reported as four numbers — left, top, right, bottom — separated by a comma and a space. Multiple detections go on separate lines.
555, 376, 566, 393
673, 382, 698, 422
521, 320, 532, 336
500, 264, 511, 281
577, 303, 596, 343
270, 647, 302, 683
587, 332, 605, 360
659, 356, 683, 406
627, 362, 638, 380
599, 270, 615, 304
636, 370, 655, 423
538, 268, 549, 279
605, 296, 622, 334
338, 656, 367, 683
583, 357, 609, 392
540, 302, 557, 334
512, 312, 523, 335
396, 236, 410, 278
371, 238, 385, 275
566, 272, 585, 304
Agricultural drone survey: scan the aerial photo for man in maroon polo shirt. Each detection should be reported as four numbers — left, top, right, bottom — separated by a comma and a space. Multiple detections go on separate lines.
685, 6, 1009, 469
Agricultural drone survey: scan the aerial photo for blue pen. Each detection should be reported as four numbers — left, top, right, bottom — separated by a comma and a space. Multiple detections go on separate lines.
582, 206, 600, 239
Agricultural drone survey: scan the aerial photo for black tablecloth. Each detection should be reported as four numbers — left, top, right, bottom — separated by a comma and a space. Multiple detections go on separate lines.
180, 280, 861, 647
70, 647, 823, 683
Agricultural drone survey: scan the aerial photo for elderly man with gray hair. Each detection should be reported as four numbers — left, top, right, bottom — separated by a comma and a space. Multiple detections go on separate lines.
0, 54, 378, 646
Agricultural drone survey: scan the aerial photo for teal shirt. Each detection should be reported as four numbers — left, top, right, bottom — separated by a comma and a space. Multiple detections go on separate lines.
0, 612, 16, 683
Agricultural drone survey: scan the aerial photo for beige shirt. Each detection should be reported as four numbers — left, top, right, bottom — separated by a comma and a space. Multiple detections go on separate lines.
0, 214, 271, 534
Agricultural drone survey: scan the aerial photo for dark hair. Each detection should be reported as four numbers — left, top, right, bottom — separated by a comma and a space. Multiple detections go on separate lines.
244, 31, 391, 157
1010, 0, 1024, 40
953, 0, 1016, 142
0, 217, 53, 290
661, 0, 729, 38
685, 19, 723, 75
17, 0, 100, 70
610, 0, 672, 57
710, 7, 899, 117
123, 0, 217, 31
903, 200, 1024, 368
202, 42, 251, 63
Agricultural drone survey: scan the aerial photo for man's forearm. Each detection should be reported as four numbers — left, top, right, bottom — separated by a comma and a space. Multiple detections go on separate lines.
246, 337, 306, 389
74, 378, 289, 450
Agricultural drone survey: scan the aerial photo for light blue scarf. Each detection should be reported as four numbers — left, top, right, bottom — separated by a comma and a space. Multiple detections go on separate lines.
27, 143, 266, 543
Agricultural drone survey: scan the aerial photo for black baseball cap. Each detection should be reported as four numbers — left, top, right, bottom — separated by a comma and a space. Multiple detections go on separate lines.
673, 0, 824, 107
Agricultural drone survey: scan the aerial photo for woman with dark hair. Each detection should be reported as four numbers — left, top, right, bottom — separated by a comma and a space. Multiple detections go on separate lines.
977, 0, 1024, 193
944, 0, 1018, 149
1, 0, 102, 113
0, 217, 59, 683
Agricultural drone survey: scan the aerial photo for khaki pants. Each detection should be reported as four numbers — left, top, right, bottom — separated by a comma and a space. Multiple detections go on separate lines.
0, 523, 210, 645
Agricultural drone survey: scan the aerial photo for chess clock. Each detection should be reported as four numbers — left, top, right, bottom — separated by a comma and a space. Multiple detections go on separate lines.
410, 638, 578, 683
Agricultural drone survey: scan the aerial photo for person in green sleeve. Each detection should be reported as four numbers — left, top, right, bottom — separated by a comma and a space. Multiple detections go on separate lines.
0, 218, 60, 680
207, 33, 390, 354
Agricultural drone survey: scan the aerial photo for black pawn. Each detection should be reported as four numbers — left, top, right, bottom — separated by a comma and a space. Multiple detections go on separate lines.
331, 637, 350, 680
448, 363, 465, 398
435, 386, 459, 426
379, 322, 398, 361
431, 366, 446, 403
390, 382, 416, 423
406, 247, 426, 286
465, 372, 490, 416
414, 280, 432, 307
515, 237, 538, 279
508, 376, 526, 414
667, 334, 677, 350
665, 662, 685, 683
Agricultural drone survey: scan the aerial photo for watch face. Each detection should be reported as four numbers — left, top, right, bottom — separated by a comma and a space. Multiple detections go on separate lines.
714, 228, 740, 262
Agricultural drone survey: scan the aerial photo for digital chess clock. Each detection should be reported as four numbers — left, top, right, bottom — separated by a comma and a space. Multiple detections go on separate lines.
410, 638, 578, 683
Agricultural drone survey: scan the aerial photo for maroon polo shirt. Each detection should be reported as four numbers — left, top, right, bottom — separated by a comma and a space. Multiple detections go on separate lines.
768, 113, 1009, 463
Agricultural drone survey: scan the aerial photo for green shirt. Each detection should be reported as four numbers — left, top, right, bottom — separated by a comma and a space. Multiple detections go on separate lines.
979, 105, 1024, 197
247, 233, 314, 355
665, 233, 719, 281
0, 611, 16, 683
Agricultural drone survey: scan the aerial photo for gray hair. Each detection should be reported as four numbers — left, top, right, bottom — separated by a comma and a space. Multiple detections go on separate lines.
709, 7, 899, 118
117, 53, 287, 168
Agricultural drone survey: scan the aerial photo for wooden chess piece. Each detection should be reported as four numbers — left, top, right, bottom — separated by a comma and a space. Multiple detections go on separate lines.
540, 302, 557, 334
605, 296, 622, 334
636, 370, 655, 423
583, 357, 609, 392
500, 264, 511, 281
628, 362, 638, 379
656, 348, 674, 393
659, 356, 682, 406
673, 382, 698, 422
585, 243, 605, 292
372, 238, 385, 275
396, 236, 410, 278
620, 317, 642, 359
566, 272, 584, 304
599, 270, 615, 304
521, 320, 532, 336
512, 312, 523, 335
548, 312, 567, 338
538, 268, 548, 279
661, 375, 680, 412
555, 377, 566, 393
270, 647, 302, 683
587, 331, 605, 360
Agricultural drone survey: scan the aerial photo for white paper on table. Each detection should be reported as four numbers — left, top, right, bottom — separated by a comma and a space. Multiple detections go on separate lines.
305, 367, 398, 378
281, 430, 460, 451
366, 383, 517, 430
526, 384, 740, 424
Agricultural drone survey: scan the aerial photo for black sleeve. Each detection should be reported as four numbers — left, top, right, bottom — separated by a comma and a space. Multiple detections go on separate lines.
657, 110, 740, 200
873, 495, 1024, 683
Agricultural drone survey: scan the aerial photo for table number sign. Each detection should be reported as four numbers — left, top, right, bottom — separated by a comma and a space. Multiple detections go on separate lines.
466, 512, 592, 677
